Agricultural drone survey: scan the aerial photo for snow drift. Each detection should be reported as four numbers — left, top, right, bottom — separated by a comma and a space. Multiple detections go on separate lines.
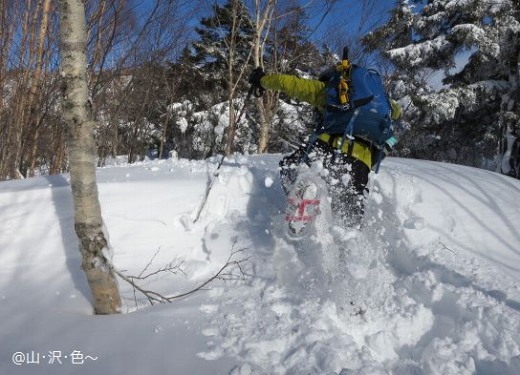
0, 155, 519, 374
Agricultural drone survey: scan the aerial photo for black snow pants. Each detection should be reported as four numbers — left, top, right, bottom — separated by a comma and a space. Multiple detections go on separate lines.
279, 138, 371, 228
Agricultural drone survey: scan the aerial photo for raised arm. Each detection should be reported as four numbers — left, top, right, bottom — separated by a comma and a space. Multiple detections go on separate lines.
260, 75, 326, 112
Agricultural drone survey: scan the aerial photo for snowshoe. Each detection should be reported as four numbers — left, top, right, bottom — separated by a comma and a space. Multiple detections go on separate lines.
284, 180, 321, 240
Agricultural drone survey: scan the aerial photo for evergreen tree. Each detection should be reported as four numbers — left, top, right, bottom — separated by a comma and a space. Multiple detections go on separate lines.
267, 6, 324, 76
169, 46, 206, 109
364, 0, 520, 173
498, 2, 520, 178
191, 0, 254, 107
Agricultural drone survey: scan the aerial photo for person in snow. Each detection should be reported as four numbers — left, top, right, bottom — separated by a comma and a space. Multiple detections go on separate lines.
248, 65, 402, 229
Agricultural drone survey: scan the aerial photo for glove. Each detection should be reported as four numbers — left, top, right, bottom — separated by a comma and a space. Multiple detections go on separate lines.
390, 99, 402, 120
248, 67, 265, 88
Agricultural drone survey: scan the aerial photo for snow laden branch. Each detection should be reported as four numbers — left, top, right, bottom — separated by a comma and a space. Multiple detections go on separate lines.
417, 79, 510, 124
114, 238, 250, 308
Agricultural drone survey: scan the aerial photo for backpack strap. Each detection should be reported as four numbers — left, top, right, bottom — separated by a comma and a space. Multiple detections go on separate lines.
338, 58, 351, 105
340, 108, 360, 150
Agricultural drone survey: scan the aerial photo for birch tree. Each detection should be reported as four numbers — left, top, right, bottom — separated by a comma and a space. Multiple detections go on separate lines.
251, 0, 276, 154
58, 0, 122, 314
219, 0, 254, 156
26, 0, 52, 177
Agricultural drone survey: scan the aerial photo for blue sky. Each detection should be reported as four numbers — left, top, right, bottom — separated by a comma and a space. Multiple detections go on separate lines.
129, 0, 398, 65
133, 0, 397, 45
294, 0, 397, 66
312, 0, 396, 35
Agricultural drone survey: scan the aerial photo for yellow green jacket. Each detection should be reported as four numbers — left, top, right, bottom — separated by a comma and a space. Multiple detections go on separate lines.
261, 74, 402, 118
261, 75, 327, 111
260, 74, 402, 169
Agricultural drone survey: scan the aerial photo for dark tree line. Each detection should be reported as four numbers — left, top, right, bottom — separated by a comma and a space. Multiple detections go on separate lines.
0, 0, 518, 181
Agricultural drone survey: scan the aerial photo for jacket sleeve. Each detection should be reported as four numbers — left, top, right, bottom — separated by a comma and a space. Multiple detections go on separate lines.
260, 74, 326, 111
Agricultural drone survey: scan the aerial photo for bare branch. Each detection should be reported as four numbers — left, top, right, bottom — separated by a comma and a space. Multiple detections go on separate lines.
439, 242, 456, 255
166, 244, 250, 301
115, 237, 250, 308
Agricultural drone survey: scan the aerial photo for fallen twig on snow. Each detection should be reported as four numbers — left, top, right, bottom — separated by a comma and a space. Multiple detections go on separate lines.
115, 238, 249, 307
439, 241, 456, 255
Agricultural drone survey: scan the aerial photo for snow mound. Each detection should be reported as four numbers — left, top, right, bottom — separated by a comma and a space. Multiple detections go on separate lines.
0, 155, 519, 374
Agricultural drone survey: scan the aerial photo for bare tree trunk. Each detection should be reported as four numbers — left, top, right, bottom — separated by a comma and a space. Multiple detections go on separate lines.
257, 91, 278, 153
225, 84, 237, 156
0, 0, 5, 111
0, 0, 7, 178
50, 124, 67, 175
9, 5, 33, 179
27, 0, 52, 177
252, 0, 276, 153
159, 113, 169, 159
58, 0, 122, 315
91, 0, 107, 70
224, 0, 240, 157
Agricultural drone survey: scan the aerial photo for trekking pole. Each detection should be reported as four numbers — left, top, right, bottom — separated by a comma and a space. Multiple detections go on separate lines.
192, 83, 261, 224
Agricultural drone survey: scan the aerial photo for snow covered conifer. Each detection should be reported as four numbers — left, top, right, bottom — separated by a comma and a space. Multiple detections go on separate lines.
365, 0, 520, 173
191, 0, 254, 106
498, 3, 520, 178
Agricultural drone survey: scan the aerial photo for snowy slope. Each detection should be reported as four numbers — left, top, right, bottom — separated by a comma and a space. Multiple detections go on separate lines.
0, 155, 519, 375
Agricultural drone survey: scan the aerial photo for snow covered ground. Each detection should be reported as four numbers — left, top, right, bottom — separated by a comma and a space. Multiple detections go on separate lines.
1, 154, 519, 374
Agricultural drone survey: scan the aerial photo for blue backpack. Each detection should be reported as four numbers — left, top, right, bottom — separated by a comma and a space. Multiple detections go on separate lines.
317, 64, 394, 149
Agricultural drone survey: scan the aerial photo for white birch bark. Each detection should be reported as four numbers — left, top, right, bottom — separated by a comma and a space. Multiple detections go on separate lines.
58, 0, 122, 314
252, 0, 276, 153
